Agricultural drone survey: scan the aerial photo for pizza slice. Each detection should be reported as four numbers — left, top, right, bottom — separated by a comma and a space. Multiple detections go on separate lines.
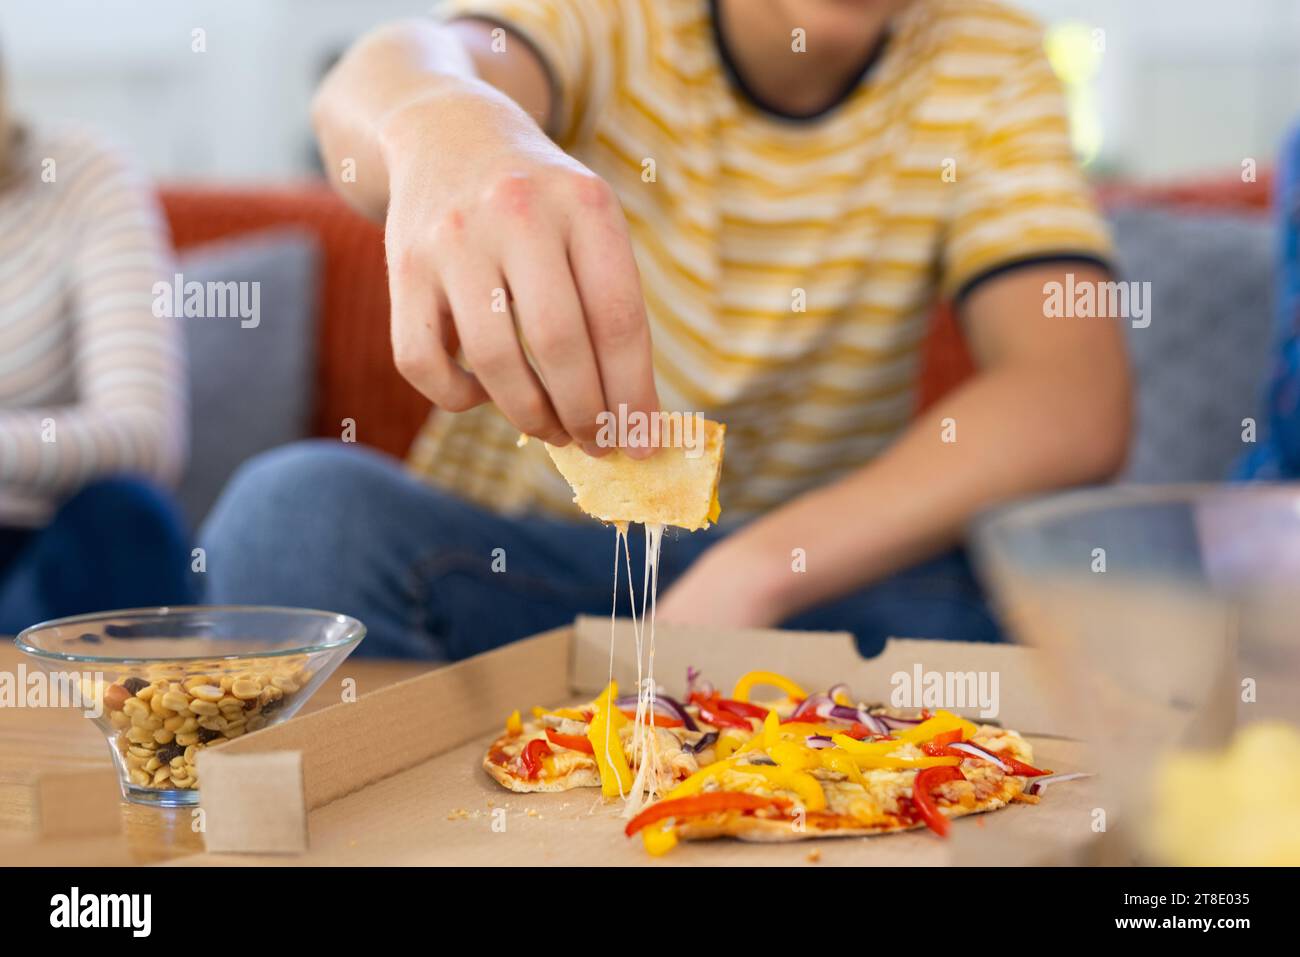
544, 417, 725, 530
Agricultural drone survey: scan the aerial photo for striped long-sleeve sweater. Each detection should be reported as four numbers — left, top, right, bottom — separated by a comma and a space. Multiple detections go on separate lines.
0, 127, 186, 526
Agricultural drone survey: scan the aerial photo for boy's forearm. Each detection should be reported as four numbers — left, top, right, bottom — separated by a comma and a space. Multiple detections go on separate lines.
311, 18, 546, 221
712, 358, 1130, 619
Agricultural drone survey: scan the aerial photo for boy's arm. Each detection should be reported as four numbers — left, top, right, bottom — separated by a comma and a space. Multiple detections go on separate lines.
311, 17, 657, 452
312, 18, 552, 222
657, 262, 1132, 627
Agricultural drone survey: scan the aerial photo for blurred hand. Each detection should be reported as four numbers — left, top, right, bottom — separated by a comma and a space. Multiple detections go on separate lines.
380, 91, 658, 454
656, 540, 790, 629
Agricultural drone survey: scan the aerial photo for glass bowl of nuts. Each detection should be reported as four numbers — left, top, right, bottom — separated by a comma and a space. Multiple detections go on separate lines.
14, 605, 365, 806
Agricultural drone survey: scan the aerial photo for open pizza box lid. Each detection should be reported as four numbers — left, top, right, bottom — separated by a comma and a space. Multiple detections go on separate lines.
172, 619, 1113, 866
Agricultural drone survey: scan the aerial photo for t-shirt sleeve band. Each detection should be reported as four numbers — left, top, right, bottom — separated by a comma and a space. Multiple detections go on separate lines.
953, 252, 1116, 305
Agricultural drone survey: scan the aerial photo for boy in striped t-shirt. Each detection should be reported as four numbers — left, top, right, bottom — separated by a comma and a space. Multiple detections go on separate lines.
203, 0, 1130, 659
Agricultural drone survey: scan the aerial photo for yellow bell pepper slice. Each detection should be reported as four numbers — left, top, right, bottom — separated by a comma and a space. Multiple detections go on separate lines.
532, 705, 589, 721
829, 734, 962, 769
894, 710, 979, 745
768, 740, 822, 772
726, 764, 827, 811
820, 750, 866, 786
664, 751, 827, 812
715, 731, 746, 762
731, 670, 807, 704
735, 708, 784, 754
587, 681, 633, 797
505, 709, 523, 735
825, 734, 905, 756
667, 756, 743, 799
775, 721, 850, 737
642, 821, 679, 856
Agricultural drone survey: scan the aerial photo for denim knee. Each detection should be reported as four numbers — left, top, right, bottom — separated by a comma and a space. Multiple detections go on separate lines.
198, 440, 396, 590
54, 476, 188, 545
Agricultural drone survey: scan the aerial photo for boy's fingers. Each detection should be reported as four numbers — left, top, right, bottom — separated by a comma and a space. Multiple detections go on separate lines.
504, 239, 609, 449
443, 260, 567, 443
567, 209, 660, 458
389, 274, 487, 412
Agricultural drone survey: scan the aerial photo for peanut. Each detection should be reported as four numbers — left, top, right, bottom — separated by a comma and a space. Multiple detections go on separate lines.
190, 684, 225, 703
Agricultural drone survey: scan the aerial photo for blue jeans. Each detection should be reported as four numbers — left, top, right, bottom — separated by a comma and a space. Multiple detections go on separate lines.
0, 477, 197, 635
199, 441, 1004, 660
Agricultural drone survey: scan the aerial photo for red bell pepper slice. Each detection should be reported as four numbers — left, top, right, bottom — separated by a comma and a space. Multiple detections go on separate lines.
545, 728, 595, 754
696, 703, 752, 730
519, 738, 553, 779
714, 698, 769, 721
912, 765, 966, 837
690, 691, 753, 730
624, 792, 790, 837
921, 729, 964, 756
999, 754, 1051, 777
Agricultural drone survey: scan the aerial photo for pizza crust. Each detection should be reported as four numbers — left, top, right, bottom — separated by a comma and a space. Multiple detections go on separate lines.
482, 750, 601, 793
544, 419, 725, 530
482, 722, 706, 794
675, 777, 1026, 844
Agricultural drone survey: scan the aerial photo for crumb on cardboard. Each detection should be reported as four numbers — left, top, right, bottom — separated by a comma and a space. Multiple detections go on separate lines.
526, 808, 540, 817
447, 807, 471, 820
806, 849, 821, 863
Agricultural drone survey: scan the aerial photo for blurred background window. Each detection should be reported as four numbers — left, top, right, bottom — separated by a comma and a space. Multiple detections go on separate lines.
3, 0, 1297, 183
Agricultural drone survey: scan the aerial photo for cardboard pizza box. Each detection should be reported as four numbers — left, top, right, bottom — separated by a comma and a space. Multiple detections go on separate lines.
169, 619, 1109, 866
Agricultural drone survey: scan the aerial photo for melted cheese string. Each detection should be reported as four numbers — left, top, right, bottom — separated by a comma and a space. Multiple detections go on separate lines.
624, 523, 664, 818
604, 522, 630, 800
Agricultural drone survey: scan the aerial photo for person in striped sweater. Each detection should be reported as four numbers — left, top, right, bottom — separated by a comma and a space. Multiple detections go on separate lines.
0, 104, 194, 634
203, 0, 1131, 659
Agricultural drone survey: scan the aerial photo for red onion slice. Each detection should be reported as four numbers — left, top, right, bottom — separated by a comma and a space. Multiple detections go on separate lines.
1025, 772, 1093, 796
615, 692, 699, 732
790, 693, 835, 721
685, 666, 713, 699
947, 741, 1011, 771
686, 731, 718, 754
826, 683, 852, 704
876, 714, 925, 729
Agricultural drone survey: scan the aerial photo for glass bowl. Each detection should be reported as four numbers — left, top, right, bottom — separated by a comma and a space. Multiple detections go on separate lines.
973, 484, 1300, 864
14, 606, 365, 807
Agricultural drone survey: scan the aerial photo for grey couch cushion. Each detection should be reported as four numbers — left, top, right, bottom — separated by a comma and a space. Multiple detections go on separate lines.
174, 229, 319, 528
1109, 207, 1275, 482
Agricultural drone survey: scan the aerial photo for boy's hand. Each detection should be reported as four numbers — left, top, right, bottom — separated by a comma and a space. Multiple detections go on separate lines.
379, 88, 659, 454
656, 538, 791, 629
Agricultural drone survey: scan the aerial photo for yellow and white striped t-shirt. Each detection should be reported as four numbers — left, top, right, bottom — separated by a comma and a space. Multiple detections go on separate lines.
410, 0, 1112, 523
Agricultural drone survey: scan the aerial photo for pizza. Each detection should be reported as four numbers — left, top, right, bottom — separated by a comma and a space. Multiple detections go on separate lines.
511, 423, 1080, 856
482, 670, 803, 796
485, 669, 1074, 856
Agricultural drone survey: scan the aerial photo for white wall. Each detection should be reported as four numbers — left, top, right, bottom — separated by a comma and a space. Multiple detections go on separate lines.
2, 0, 418, 180
1017, 0, 1300, 178
4, 0, 1299, 181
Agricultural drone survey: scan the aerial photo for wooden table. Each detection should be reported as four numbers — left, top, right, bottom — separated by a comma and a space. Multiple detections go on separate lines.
0, 641, 432, 863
